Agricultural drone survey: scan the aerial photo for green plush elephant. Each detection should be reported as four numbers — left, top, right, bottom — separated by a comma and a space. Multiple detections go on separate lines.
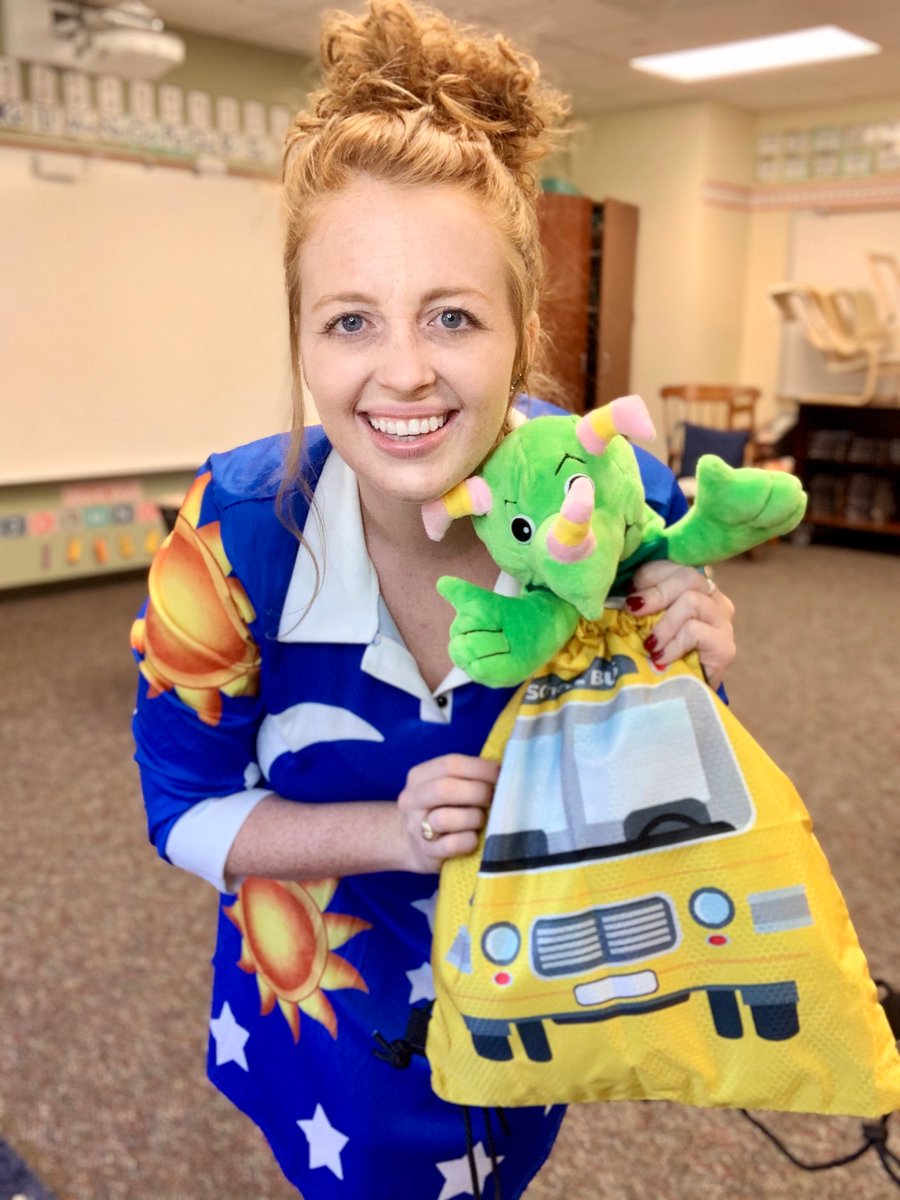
422, 394, 807, 687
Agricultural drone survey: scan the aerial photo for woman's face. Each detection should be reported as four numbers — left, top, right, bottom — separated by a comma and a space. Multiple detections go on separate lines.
297, 176, 530, 510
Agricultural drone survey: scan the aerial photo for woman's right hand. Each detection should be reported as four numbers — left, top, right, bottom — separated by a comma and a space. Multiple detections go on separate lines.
397, 754, 499, 872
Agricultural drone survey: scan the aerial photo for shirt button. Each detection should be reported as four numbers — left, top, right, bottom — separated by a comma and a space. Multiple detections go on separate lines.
435, 694, 448, 708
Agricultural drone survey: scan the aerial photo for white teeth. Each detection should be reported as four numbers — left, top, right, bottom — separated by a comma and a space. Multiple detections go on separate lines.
369, 414, 447, 437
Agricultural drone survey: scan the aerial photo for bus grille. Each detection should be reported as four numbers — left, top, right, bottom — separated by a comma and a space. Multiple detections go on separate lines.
532, 897, 677, 978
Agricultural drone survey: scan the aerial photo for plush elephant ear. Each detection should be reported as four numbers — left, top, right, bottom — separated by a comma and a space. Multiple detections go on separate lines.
422, 477, 493, 541
577, 394, 656, 456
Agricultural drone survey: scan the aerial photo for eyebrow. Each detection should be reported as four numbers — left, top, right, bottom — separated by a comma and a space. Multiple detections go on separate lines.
555, 452, 586, 475
311, 287, 491, 312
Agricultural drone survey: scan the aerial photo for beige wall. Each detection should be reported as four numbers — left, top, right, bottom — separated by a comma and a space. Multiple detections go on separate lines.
568, 101, 755, 446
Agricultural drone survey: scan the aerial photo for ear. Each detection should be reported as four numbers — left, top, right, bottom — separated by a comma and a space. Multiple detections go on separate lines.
421, 476, 493, 541
576, 394, 656, 456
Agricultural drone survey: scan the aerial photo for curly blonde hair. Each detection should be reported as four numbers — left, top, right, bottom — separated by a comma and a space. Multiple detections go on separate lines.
279, 0, 569, 517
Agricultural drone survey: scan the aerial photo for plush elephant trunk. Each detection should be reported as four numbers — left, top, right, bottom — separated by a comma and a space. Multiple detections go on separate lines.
546, 476, 597, 563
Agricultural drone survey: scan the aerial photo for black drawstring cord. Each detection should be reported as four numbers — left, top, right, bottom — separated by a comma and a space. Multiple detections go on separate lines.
461, 1106, 482, 1200
483, 1108, 503, 1200
740, 1111, 899, 1189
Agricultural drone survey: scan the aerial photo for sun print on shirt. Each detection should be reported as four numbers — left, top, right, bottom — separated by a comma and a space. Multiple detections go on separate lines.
226, 877, 371, 1042
130, 471, 260, 727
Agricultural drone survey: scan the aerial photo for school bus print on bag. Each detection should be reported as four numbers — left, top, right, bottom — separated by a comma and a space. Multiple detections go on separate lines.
426, 613, 900, 1118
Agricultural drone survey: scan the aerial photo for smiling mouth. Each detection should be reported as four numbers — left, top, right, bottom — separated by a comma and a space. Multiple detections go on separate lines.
367, 414, 448, 438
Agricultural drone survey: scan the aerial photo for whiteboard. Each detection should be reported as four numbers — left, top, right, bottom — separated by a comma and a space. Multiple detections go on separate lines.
779, 207, 900, 401
0, 145, 294, 484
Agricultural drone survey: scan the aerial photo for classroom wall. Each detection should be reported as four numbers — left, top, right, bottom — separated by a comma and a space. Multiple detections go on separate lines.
567, 101, 756, 441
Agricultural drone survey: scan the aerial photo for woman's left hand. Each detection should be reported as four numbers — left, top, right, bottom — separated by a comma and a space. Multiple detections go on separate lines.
626, 559, 736, 690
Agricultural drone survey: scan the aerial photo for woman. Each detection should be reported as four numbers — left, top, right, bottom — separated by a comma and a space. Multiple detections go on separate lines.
131, 2, 736, 1195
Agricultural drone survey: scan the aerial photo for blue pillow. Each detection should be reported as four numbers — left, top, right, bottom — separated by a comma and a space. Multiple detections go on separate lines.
680, 422, 749, 478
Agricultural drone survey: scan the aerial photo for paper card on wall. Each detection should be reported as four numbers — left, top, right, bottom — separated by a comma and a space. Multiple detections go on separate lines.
270, 104, 291, 143
131, 79, 156, 122
27, 511, 58, 537
97, 75, 127, 142
217, 95, 240, 133
0, 57, 23, 101
97, 75, 125, 118
783, 129, 809, 155
812, 127, 842, 153
63, 71, 91, 112
756, 132, 781, 157
158, 84, 184, 125
159, 83, 189, 151
187, 90, 212, 129
842, 148, 872, 177
876, 145, 900, 174
782, 155, 809, 182
754, 156, 780, 184
29, 64, 57, 106
812, 151, 840, 179
0, 515, 26, 538
62, 71, 99, 140
217, 96, 245, 158
0, 98, 31, 131
243, 100, 267, 138
31, 104, 64, 137
187, 90, 218, 153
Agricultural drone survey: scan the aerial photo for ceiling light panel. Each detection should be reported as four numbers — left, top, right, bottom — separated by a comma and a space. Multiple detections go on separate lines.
630, 24, 880, 82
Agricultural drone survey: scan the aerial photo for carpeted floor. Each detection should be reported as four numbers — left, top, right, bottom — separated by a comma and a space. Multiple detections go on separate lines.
0, 540, 897, 1199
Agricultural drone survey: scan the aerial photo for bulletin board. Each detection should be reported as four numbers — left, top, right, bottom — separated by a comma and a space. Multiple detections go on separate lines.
0, 143, 294, 485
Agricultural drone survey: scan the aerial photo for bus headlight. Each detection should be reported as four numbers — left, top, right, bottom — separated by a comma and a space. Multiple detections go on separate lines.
482, 922, 521, 965
689, 888, 735, 929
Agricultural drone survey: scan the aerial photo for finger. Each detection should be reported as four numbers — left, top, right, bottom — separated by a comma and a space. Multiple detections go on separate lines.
431, 829, 481, 862
627, 563, 708, 616
407, 754, 500, 787
424, 804, 489, 838
644, 588, 729, 655
647, 614, 736, 687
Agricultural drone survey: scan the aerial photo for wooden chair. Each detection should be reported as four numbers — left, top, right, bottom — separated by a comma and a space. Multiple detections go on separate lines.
660, 384, 761, 499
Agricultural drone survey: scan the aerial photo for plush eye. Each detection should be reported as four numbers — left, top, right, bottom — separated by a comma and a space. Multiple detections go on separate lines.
565, 473, 590, 493
510, 515, 534, 544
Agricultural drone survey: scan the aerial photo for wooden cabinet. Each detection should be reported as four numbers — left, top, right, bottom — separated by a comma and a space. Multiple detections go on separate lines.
791, 402, 900, 542
536, 193, 638, 413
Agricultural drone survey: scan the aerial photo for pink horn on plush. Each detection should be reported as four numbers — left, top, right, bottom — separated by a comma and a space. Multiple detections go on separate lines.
546, 475, 597, 563
576, 394, 656, 456
421, 476, 493, 541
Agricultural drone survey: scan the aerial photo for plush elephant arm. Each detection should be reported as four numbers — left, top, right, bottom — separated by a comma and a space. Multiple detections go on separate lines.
662, 456, 808, 566
437, 577, 580, 687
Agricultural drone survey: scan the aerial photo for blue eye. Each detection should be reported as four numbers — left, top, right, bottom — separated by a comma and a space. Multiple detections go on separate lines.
440, 309, 465, 330
339, 314, 364, 333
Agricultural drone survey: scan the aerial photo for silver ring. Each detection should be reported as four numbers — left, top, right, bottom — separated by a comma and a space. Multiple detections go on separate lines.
420, 817, 436, 842
706, 575, 717, 596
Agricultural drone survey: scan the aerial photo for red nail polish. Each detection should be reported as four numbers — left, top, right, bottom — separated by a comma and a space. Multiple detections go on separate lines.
626, 596, 644, 612
645, 634, 657, 651
651, 649, 664, 662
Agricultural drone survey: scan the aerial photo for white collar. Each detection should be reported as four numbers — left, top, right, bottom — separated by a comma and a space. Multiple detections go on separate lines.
278, 449, 380, 644
276, 449, 520, 714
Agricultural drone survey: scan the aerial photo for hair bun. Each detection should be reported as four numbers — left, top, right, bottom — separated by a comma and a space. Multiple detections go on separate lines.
308, 0, 569, 184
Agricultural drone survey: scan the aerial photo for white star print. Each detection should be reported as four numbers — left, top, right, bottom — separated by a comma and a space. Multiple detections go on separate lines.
435, 1141, 503, 1199
209, 1001, 249, 1071
297, 1104, 349, 1180
412, 890, 438, 932
406, 959, 435, 1003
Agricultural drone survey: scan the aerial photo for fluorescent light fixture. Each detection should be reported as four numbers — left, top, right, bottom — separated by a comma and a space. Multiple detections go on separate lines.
630, 25, 880, 83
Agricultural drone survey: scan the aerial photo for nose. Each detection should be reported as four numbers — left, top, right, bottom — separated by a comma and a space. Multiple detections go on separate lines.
373, 326, 437, 396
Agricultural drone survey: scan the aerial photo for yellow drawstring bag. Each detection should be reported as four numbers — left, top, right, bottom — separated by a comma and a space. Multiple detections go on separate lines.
427, 611, 900, 1117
